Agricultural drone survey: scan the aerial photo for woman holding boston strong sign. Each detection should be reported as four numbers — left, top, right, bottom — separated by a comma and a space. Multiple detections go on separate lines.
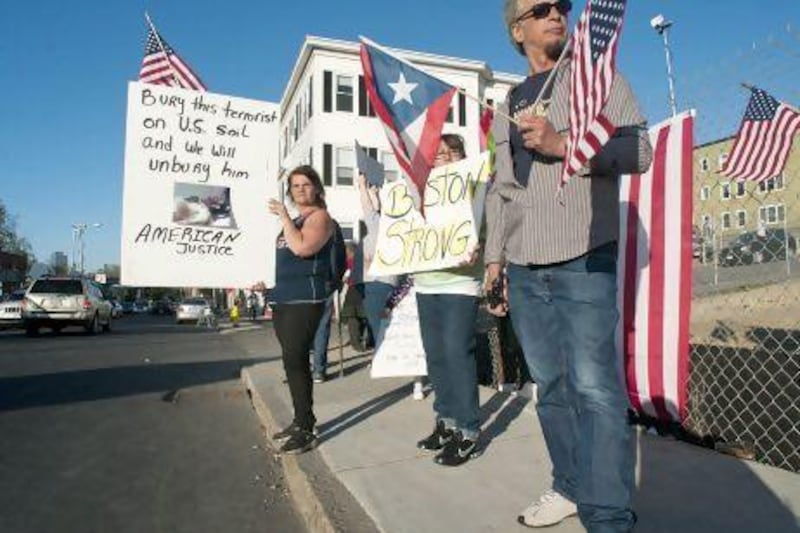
267, 165, 335, 455
414, 134, 483, 467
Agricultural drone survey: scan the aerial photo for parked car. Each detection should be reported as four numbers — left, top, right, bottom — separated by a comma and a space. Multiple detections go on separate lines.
175, 298, 212, 324
0, 291, 25, 329
719, 229, 798, 267
121, 300, 134, 314
21, 277, 113, 336
110, 300, 124, 319
150, 299, 173, 315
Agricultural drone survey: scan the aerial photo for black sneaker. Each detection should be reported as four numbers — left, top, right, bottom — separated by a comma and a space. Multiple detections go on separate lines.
434, 430, 478, 467
280, 429, 316, 455
416, 420, 454, 451
272, 422, 300, 441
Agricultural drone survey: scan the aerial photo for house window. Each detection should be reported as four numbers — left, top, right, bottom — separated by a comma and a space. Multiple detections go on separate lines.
700, 186, 710, 201
735, 181, 746, 197
701, 214, 712, 232
458, 92, 467, 127
721, 212, 731, 230
382, 151, 399, 182
700, 158, 709, 172
336, 75, 354, 112
759, 204, 786, 225
718, 153, 729, 171
759, 175, 785, 193
307, 76, 313, 118
339, 224, 354, 241
720, 182, 731, 200
336, 146, 355, 186
358, 75, 376, 117
736, 210, 747, 228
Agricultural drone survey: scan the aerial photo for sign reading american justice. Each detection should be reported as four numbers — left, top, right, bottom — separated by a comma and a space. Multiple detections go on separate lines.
121, 82, 279, 288
369, 152, 491, 277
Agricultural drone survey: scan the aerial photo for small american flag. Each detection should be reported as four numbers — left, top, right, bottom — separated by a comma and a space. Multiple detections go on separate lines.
139, 26, 206, 91
720, 87, 800, 182
562, 0, 627, 185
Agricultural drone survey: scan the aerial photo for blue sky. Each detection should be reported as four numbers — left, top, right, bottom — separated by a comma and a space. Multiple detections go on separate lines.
1, 1, 798, 271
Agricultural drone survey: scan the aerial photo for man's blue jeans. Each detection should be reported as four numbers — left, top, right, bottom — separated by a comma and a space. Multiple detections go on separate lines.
312, 294, 334, 375
363, 281, 394, 349
507, 243, 635, 532
416, 293, 480, 438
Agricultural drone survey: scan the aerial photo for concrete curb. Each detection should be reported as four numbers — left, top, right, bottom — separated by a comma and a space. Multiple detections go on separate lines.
241, 368, 337, 533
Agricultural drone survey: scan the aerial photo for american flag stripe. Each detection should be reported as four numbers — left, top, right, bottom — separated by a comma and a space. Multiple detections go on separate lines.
721, 88, 800, 182
617, 111, 693, 422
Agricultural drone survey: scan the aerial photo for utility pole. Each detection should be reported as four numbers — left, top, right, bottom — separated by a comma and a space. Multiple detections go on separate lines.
71, 223, 103, 275
651, 14, 678, 117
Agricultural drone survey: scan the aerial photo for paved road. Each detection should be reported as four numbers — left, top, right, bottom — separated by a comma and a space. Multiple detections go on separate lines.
0, 315, 304, 533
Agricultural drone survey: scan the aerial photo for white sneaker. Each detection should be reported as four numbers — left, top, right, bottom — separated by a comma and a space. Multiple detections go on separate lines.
517, 489, 577, 528
412, 380, 424, 400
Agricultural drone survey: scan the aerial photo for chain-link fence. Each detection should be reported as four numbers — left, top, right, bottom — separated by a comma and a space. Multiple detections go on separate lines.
678, 26, 800, 472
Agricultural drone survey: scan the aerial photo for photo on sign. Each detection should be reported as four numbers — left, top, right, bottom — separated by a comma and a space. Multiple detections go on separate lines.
172, 183, 238, 229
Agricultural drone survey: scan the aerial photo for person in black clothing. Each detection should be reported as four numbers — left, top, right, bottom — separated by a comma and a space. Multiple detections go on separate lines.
268, 165, 335, 454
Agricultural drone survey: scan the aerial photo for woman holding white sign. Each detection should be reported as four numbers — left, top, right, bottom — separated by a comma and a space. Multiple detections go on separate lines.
268, 165, 335, 455
415, 134, 483, 467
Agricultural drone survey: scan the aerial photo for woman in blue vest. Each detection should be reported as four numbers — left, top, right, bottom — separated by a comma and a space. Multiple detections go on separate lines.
268, 165, 334, 454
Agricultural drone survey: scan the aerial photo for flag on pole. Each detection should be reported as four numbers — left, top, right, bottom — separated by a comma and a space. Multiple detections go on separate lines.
562, 0, 627, 185
359, 37, 457, 204
139, 23, 206, 91
617, 111, 694, 423
479, 107, 495, 175
720, 87, 800, 182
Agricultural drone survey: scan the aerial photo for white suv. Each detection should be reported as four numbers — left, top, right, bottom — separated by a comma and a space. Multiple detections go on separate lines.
22, 277, 113, 336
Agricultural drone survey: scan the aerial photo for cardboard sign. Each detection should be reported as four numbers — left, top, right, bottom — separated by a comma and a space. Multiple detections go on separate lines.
368, 152, 490, 277
121, 82, 280, 288
370, 288, 427, 378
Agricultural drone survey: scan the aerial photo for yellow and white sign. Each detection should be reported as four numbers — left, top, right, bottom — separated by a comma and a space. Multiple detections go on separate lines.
369, 152, 491, 277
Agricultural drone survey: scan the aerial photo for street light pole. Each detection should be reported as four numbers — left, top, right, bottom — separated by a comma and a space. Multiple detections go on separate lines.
71, 223, 103, 275
651, 14, 678, 117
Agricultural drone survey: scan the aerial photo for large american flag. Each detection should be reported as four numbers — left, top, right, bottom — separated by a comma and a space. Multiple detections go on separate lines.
617, 111, 694, 423
562, 0, 627, 185
720, 87, 800, 182
139, 26, 206, 91
359, 38, 456, 205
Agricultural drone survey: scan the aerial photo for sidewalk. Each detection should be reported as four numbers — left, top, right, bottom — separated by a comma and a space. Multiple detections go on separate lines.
240, 333, 800, 533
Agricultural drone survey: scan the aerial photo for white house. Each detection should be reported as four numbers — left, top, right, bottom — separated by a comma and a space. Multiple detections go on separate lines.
278, 35, 523, 239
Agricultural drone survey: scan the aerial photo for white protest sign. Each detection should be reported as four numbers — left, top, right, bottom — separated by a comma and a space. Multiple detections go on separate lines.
370, 288, 427, 378
369, 152, 491, 277
121, 82, 280, 288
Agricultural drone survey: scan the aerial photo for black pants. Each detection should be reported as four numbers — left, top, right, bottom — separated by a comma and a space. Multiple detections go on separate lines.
273, 302, 325, 431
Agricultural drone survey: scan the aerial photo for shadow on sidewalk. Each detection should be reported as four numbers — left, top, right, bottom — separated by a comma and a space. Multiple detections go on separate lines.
478, 391, 530, 453
634, 398, 799, 532
0, 358, 274, 412
316, 382, 413, 445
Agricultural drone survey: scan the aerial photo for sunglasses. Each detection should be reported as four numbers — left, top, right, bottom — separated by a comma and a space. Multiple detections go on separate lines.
515, 0, 572, 22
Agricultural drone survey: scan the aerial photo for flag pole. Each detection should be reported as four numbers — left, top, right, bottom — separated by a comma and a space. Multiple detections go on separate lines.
359, 35, 522, 126
144, 11, 183, 88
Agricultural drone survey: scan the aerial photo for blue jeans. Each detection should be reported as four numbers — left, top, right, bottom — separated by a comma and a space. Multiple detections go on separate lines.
312, 295, 334, 375
363, 281, 395, 349
507, 243, 635, 533
416, 293, 480, 438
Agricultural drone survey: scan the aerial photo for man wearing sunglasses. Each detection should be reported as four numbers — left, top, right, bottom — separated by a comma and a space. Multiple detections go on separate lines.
485, 1, 652, 532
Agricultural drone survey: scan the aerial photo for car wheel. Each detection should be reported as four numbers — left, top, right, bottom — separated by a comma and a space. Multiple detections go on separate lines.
102, 316, 111, 333
52, 326, 64, 334
25, 325, 39, 337
85, 314, 99, 335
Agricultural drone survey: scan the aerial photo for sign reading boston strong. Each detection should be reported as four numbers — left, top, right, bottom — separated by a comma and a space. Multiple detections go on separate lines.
369, 152, 491, 277
121, 82, 280, 288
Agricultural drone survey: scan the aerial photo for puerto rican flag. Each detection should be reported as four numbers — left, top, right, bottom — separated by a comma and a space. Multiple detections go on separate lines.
617, 111, 694, 423
359, 37, 457, 204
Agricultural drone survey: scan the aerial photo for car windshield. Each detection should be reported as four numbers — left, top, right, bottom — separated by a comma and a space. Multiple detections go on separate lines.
729, 233, 756, 247
9, 292, 24, 301
29, 279, 83, 295
182, 298, 207, 306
